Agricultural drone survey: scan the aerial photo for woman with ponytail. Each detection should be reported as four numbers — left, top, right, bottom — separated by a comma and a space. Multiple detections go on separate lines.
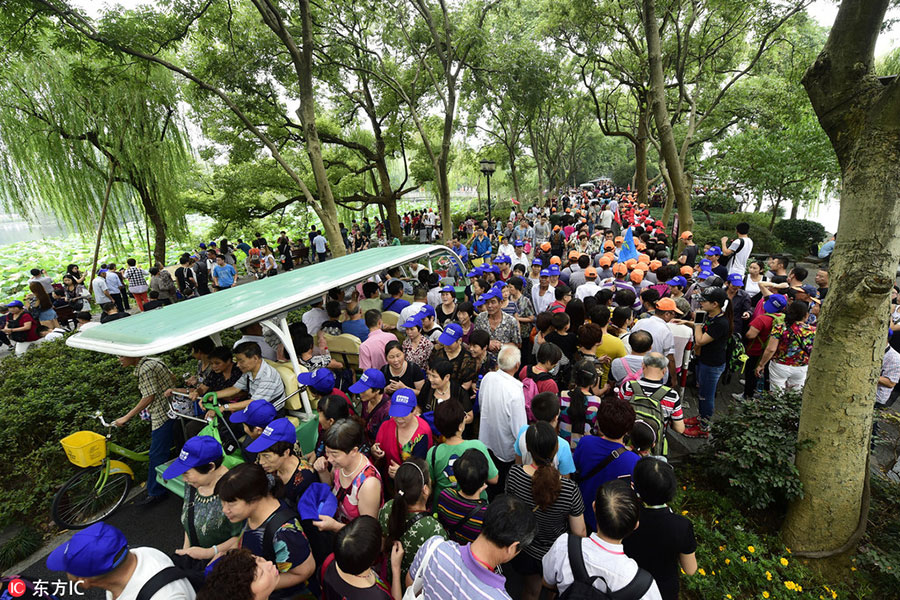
559, 359, 602, 447
505, 421, 586, 600
378, 457, 446, 586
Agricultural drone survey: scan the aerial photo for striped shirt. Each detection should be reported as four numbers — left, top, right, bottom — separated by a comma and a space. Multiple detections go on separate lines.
504, 466, 585, 560
234, 361, 286, 411
620, 378, 683, 422
558, 390, 601, 444
410, 536, 511, 600
437, 489, 488, 544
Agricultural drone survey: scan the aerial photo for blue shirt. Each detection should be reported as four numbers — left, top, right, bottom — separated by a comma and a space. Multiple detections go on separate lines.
410, 537, 511, 600
382, 297, 410, 313
514, 424, 576, 475
213, 264, 236, 287
470, 235, 492, 259
573, 436, 640, 531
818, 239, 835, 259
236, 242, 251, 255
313, 234, 327, 253
341, 318, 370, 342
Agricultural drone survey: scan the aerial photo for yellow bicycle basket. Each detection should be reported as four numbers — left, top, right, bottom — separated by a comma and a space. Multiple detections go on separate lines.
60, 431, 107, 467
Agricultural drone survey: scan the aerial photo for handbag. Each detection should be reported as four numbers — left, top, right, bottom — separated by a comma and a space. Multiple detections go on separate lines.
402, 537, 441, 600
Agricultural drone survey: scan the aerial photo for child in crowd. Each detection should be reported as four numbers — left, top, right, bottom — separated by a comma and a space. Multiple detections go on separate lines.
436, 448, 491, 544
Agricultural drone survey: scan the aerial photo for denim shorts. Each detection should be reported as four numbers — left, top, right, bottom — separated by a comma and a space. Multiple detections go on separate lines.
38, 307, 58, 321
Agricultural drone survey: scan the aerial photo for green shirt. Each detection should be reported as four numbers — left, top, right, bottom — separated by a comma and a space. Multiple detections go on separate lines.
425, 440, 498, 509
181, 486, 245, 548
378, 500, 446, 582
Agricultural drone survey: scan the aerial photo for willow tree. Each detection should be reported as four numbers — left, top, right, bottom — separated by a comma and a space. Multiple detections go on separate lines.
0, 45, 189, 266
782, 0, 900, 567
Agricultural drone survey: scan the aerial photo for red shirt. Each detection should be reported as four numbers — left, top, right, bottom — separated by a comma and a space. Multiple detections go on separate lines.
10, 313, 39, 342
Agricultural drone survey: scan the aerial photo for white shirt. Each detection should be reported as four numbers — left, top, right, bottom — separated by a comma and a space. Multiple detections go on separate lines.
531, 285, 555, 314
498, 243, 515, 258
478, 369, 527, 463
427, 287, 442, 307
92, 277, 110, 304
599, 209, 614, 229
107, 547, 195, 600
727, 236, 754, 275
398, 301, 426, 332
542, 534, 662, 600
313, 234, 327, 253
301, 306, 329, 335
630, 314, 676, 357
511, 252, 530, 271
233, 335, 278, 361
78, 321, 101, 331
575, 281, 603, 301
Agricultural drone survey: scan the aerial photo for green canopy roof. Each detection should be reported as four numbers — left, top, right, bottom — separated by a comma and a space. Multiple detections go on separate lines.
67, 244, 454, 356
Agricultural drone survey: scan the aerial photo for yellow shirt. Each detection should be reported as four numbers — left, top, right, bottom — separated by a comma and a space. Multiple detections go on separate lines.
596, 332, 627, 387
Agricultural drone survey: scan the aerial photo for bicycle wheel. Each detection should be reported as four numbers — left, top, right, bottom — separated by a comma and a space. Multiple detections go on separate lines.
51, 466, 132, 530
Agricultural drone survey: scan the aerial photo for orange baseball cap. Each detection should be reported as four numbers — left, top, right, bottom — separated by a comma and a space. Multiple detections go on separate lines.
680, 266, 694, 276
604, 242, 615, 250
633, 262, 650, 272
680, 231, 693, 240
568, 250, 581, 260
655, 297, 683, 314
565, 208, 571, 213
636, 243, 646, 251
550, 256, 562, 265
598, 256, 612, 267
638, 254, 650, 263
584, 267, 598, 279
614, 236, 624, 244
630, 270, 645, 284
612, 263, 628, 276
541, 242, 551, 251
649, 260, 662, 271
553, 225, 561, 231
625, 258, 637, 269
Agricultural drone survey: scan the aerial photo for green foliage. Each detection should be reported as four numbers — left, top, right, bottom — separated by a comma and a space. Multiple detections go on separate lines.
695, 191, 739, 215
0, 527, 42, 571
772, 219, 827, 255
704, 390, 807, 511
858, 475, 900, 589
691, 212, 784, 255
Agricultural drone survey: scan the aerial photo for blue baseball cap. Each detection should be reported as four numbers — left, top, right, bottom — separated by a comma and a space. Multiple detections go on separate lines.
199, 243, 207, 249
98, 269, 109, 275
402, 314, 423, 329
798, 284, 818, 298
699, 259, 713, 269
493, 255, 510, 264
726, 273, 744, 287
514, 240, 524, 247
466, 266, 483, 278
666, 276, 688, 287
531, 258, 543, 266
438, 323, 463, 346
389, 389, 417, 417
163, 436, 223, 480
764, 294, 788, 313
297, 368, 336, 394
46, 522, 129, 578
440, 285, 455, 293
483, 264, 501, 274
5, 300, 24, 308
548, 265, 561, 276
697, 270, 714, 280
230, 399, 278, 427
246, 418, 297, 453
297, 482, 338, 521
492, 280, 507, 289
418, 304, 436, 318
539, 268, 551, 277
349, 368, 387, 393
705, 246, 722, 256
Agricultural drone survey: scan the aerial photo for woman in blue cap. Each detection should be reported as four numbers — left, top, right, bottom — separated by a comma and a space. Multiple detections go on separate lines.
372, 390, 433, 484
2, 300, 39, 356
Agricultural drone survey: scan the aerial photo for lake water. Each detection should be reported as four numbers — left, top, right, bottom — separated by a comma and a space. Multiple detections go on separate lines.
0, 212, 72, 245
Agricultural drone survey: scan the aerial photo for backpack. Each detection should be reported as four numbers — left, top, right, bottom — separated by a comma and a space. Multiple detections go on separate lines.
522, 367, 552, 421
615, 359, 643, 401
627, 381, 670, 456
559, 534, 654, 600
136, 567, 192, 600
727, 333, 748, 373
721, 238, 744, 269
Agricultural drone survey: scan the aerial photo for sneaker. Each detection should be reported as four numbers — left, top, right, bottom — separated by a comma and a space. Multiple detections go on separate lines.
731, 392, 746, 401
683, 416, 700, 426
683, 424, 709, 439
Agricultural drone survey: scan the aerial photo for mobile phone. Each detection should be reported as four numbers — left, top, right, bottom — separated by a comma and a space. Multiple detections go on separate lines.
694, 310, 707, 324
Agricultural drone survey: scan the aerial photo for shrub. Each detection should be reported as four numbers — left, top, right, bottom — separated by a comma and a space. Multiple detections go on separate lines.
704, 390, 807, 510
772, 219, 826, 255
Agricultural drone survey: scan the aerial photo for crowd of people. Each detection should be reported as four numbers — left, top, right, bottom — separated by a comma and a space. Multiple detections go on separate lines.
12, 184, 899, 600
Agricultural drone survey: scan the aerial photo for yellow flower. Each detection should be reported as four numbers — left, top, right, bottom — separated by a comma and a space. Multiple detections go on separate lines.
763, 593, 770, 599
798, 585, 803, 592
748, 545, 756, 553
711, 571, 715, 575
741, 556, 748, 563
780, 557, 789, 567
765, 571, 772, 581
785, 581, 796, 591
725, 559, 731, 565
682, 510, 689, 515
786, 547, 792, 553
851, 566, 856, 571
719, 545, 726, 552
727, 596, 733, 599
715, 520, 719, 524
698, 568, 706, 576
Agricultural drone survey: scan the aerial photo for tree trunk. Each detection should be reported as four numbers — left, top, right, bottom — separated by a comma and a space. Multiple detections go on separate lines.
783, 0, 900, 568
643, 0, 693, 234
659, 159, 675, 230
385, 197, 401, 241
790, 197, 800, 220
634, 96, 650, 205
769, 198, 780, 230
90, 164, 117, 282
528, 122, 545, 206
509, 148, 521, 208
754, 193, 765, 212
135, 181, 168, 266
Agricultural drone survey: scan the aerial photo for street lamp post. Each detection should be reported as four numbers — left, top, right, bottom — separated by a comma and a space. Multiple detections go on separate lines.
479, 159, 496, 233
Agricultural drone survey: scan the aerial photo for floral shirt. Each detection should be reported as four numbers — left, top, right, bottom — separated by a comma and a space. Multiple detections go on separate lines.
378, 501, 447, 582
515, 294, 536, 337
181, 486, 244, 548
771, 321, 816, 367
402, 336, 434, 371
474, 311, 522, 347
334, 460, 383, 524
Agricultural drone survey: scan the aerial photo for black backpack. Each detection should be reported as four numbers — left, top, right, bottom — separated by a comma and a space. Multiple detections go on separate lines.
136, 567, 192, 600
559, 534, 654, 600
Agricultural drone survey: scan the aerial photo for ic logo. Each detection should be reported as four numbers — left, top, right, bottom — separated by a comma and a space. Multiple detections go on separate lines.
6, 578, 26, 597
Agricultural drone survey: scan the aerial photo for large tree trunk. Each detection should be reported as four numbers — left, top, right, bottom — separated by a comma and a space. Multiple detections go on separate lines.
659, 159, 675, 230
790, 197, 800, 219
136, 184, 168, 266
385, 197, 401, 241
634, 96, 650, 205
90, 164, 117, 282
528, 122, 545, 206
643, 0, 694, 235
783, 0, 900, 568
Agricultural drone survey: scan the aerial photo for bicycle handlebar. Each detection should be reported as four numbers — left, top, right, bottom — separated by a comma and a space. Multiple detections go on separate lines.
93, 411, 114, 428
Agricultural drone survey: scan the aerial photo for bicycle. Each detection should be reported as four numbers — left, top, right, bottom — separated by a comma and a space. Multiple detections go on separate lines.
51, 411, 147, 530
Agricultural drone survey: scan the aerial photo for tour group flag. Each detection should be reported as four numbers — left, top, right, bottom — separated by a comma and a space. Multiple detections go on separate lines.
618, 226, 640, 262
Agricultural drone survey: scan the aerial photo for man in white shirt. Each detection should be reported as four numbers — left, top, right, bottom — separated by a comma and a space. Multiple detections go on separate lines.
599, 204, 615, 230
543, 479, 662, 600
511, 241, 530, 270
531, 269, 556, 314
92, 270, 113, 305
313, 232, 328, 262
47, 522, 195, 600
398, 288, 427, 332
630, 298, 680, 386
497, 238, 515, 259
478, 344, 527, 490
575, 267, 603, 301
233, 323, 278, 361
721, 222, 754, 276
301, 300, 328, 335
